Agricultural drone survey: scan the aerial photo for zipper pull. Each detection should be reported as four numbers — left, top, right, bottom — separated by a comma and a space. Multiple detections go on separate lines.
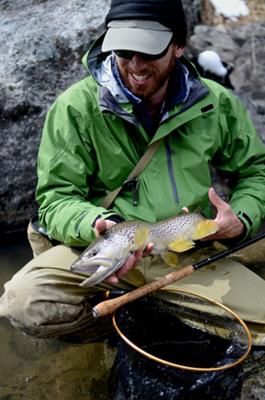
132, 178, 139, 206
122, 178, 139, 206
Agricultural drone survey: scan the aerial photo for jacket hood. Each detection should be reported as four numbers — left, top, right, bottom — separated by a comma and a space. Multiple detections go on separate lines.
82, 33, 129, 104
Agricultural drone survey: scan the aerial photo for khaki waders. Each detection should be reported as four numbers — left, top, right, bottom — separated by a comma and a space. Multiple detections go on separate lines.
0, 222, 265, 345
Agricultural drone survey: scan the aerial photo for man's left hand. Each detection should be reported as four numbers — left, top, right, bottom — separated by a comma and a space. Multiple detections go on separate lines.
203, 187, 245, 241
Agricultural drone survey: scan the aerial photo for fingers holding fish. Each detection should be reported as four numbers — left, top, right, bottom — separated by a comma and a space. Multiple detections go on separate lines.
182, 206, 190, 214
94, 218, 117, 236
71, 213, 218, 287
105, 243, 153, 284
203, 187, 245, 240
105, 253, 135, 284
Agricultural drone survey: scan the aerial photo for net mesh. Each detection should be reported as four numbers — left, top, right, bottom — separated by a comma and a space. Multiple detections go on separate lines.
113, 290, 250, 370
109, 291, 250, 399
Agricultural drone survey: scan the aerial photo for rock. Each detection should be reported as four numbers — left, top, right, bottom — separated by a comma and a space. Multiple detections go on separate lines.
188, 25, 238, 65
230, 23, 265, 136
0, 0, 108, 234
181, 0, 201, 36
187, 23, 265, 141
200, 0, 250, 26
200, 0, 224, 26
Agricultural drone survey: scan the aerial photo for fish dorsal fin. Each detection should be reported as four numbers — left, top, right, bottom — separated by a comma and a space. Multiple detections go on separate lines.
133, 226, 149, 250
191, 220, 218, 241
162, 251, 179, 267
168, 238, 195, 253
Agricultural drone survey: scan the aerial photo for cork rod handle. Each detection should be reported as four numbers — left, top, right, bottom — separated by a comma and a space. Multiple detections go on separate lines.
92, 264, 194, 318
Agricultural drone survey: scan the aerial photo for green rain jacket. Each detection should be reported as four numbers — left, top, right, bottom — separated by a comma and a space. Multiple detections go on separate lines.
36, 37, 265, 247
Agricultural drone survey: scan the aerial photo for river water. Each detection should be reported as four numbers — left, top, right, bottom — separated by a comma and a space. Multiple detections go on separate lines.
0, 234, 115, 400
0, 233, 265, 399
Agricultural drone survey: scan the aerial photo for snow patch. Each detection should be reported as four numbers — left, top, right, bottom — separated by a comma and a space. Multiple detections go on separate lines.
210, 0, 249, 21
198, 50, 228, 77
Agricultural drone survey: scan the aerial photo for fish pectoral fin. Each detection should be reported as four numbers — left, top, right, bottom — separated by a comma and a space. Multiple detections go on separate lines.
168, 238, 195, 253
191, 220, 218, 241
162, 251, 179, 267
133, 226, 149, 250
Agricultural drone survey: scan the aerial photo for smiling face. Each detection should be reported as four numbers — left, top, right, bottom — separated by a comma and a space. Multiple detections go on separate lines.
115, 44, 184, 104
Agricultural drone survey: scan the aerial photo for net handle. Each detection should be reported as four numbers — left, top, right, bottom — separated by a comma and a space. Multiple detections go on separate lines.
93, 230, 265, 318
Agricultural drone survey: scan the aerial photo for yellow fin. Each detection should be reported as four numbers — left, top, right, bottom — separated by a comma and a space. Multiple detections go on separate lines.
133, 226, 149, 250
191, 220, 218, 241
168, 238, 195, 253
162, 251, 179, 267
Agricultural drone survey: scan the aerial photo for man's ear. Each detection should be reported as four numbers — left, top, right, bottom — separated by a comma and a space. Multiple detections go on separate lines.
174, 46, 185, 59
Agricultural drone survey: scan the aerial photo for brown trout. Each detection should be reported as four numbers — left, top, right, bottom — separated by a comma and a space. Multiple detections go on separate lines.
71, 213, 218, 287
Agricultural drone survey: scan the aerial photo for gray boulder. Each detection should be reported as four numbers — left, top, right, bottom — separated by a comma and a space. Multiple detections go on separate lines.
187, 23, 265, 139
0, 0, 108, 233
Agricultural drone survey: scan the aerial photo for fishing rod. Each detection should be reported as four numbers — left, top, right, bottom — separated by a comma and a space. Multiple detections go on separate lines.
92, 230, 265, 318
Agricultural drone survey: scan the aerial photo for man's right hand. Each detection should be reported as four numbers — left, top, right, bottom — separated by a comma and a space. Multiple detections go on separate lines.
94, 218, 117, 236
94, 219, 153, 284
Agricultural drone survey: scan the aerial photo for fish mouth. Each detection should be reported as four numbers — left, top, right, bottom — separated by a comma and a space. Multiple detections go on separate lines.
71, 257, 112, 273
79, 257, 126, 287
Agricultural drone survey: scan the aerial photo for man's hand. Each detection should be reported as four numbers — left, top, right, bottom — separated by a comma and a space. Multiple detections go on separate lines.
94, 219, 153, 284
203, 187, 245, 241
94, 218, 117, 235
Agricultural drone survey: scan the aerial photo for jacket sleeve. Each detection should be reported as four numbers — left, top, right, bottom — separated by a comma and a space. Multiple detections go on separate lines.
36, 96, 121, 247
214, 91, 265, 236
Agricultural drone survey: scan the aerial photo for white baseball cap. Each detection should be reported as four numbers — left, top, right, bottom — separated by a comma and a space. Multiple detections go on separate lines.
102, 20, 173, 55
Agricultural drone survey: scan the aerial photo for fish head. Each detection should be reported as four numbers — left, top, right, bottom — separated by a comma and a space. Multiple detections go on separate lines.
70, 233, 132, 285
71, 222, 149, 287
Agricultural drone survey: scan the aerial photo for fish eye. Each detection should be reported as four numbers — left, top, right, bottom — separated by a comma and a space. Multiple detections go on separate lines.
90, 249, 98, 256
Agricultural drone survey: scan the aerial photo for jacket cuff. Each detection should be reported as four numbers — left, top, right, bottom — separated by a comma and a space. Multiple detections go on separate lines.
236, 211, 253, 239
91, 212, 125, 228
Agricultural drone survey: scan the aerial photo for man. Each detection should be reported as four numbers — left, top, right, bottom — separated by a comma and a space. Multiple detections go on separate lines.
1, 0, 265, 344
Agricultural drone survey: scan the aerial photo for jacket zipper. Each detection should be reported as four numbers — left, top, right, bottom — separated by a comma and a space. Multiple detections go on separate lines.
165, 137, 179, 203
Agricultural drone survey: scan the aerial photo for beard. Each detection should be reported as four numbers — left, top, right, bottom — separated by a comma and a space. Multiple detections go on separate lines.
118, 55, 176, 100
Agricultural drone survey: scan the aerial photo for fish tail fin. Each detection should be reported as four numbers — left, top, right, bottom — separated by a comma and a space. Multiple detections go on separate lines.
168, 238, 195, 253
191, 220, 218, 241
133, 226, 149, 250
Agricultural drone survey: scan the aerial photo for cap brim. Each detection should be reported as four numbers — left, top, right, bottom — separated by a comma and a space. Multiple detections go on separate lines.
102, 20, 173, 55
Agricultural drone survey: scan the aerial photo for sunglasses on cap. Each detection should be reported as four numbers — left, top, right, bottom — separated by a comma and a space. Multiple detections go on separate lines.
114, 42, 172, 61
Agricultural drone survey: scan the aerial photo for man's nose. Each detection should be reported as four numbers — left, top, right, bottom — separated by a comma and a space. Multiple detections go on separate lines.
129, 53, 147, 67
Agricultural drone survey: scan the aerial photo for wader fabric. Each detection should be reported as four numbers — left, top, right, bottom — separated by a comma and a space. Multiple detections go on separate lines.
1, 232, 265, 345
27, 220, 53, 257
